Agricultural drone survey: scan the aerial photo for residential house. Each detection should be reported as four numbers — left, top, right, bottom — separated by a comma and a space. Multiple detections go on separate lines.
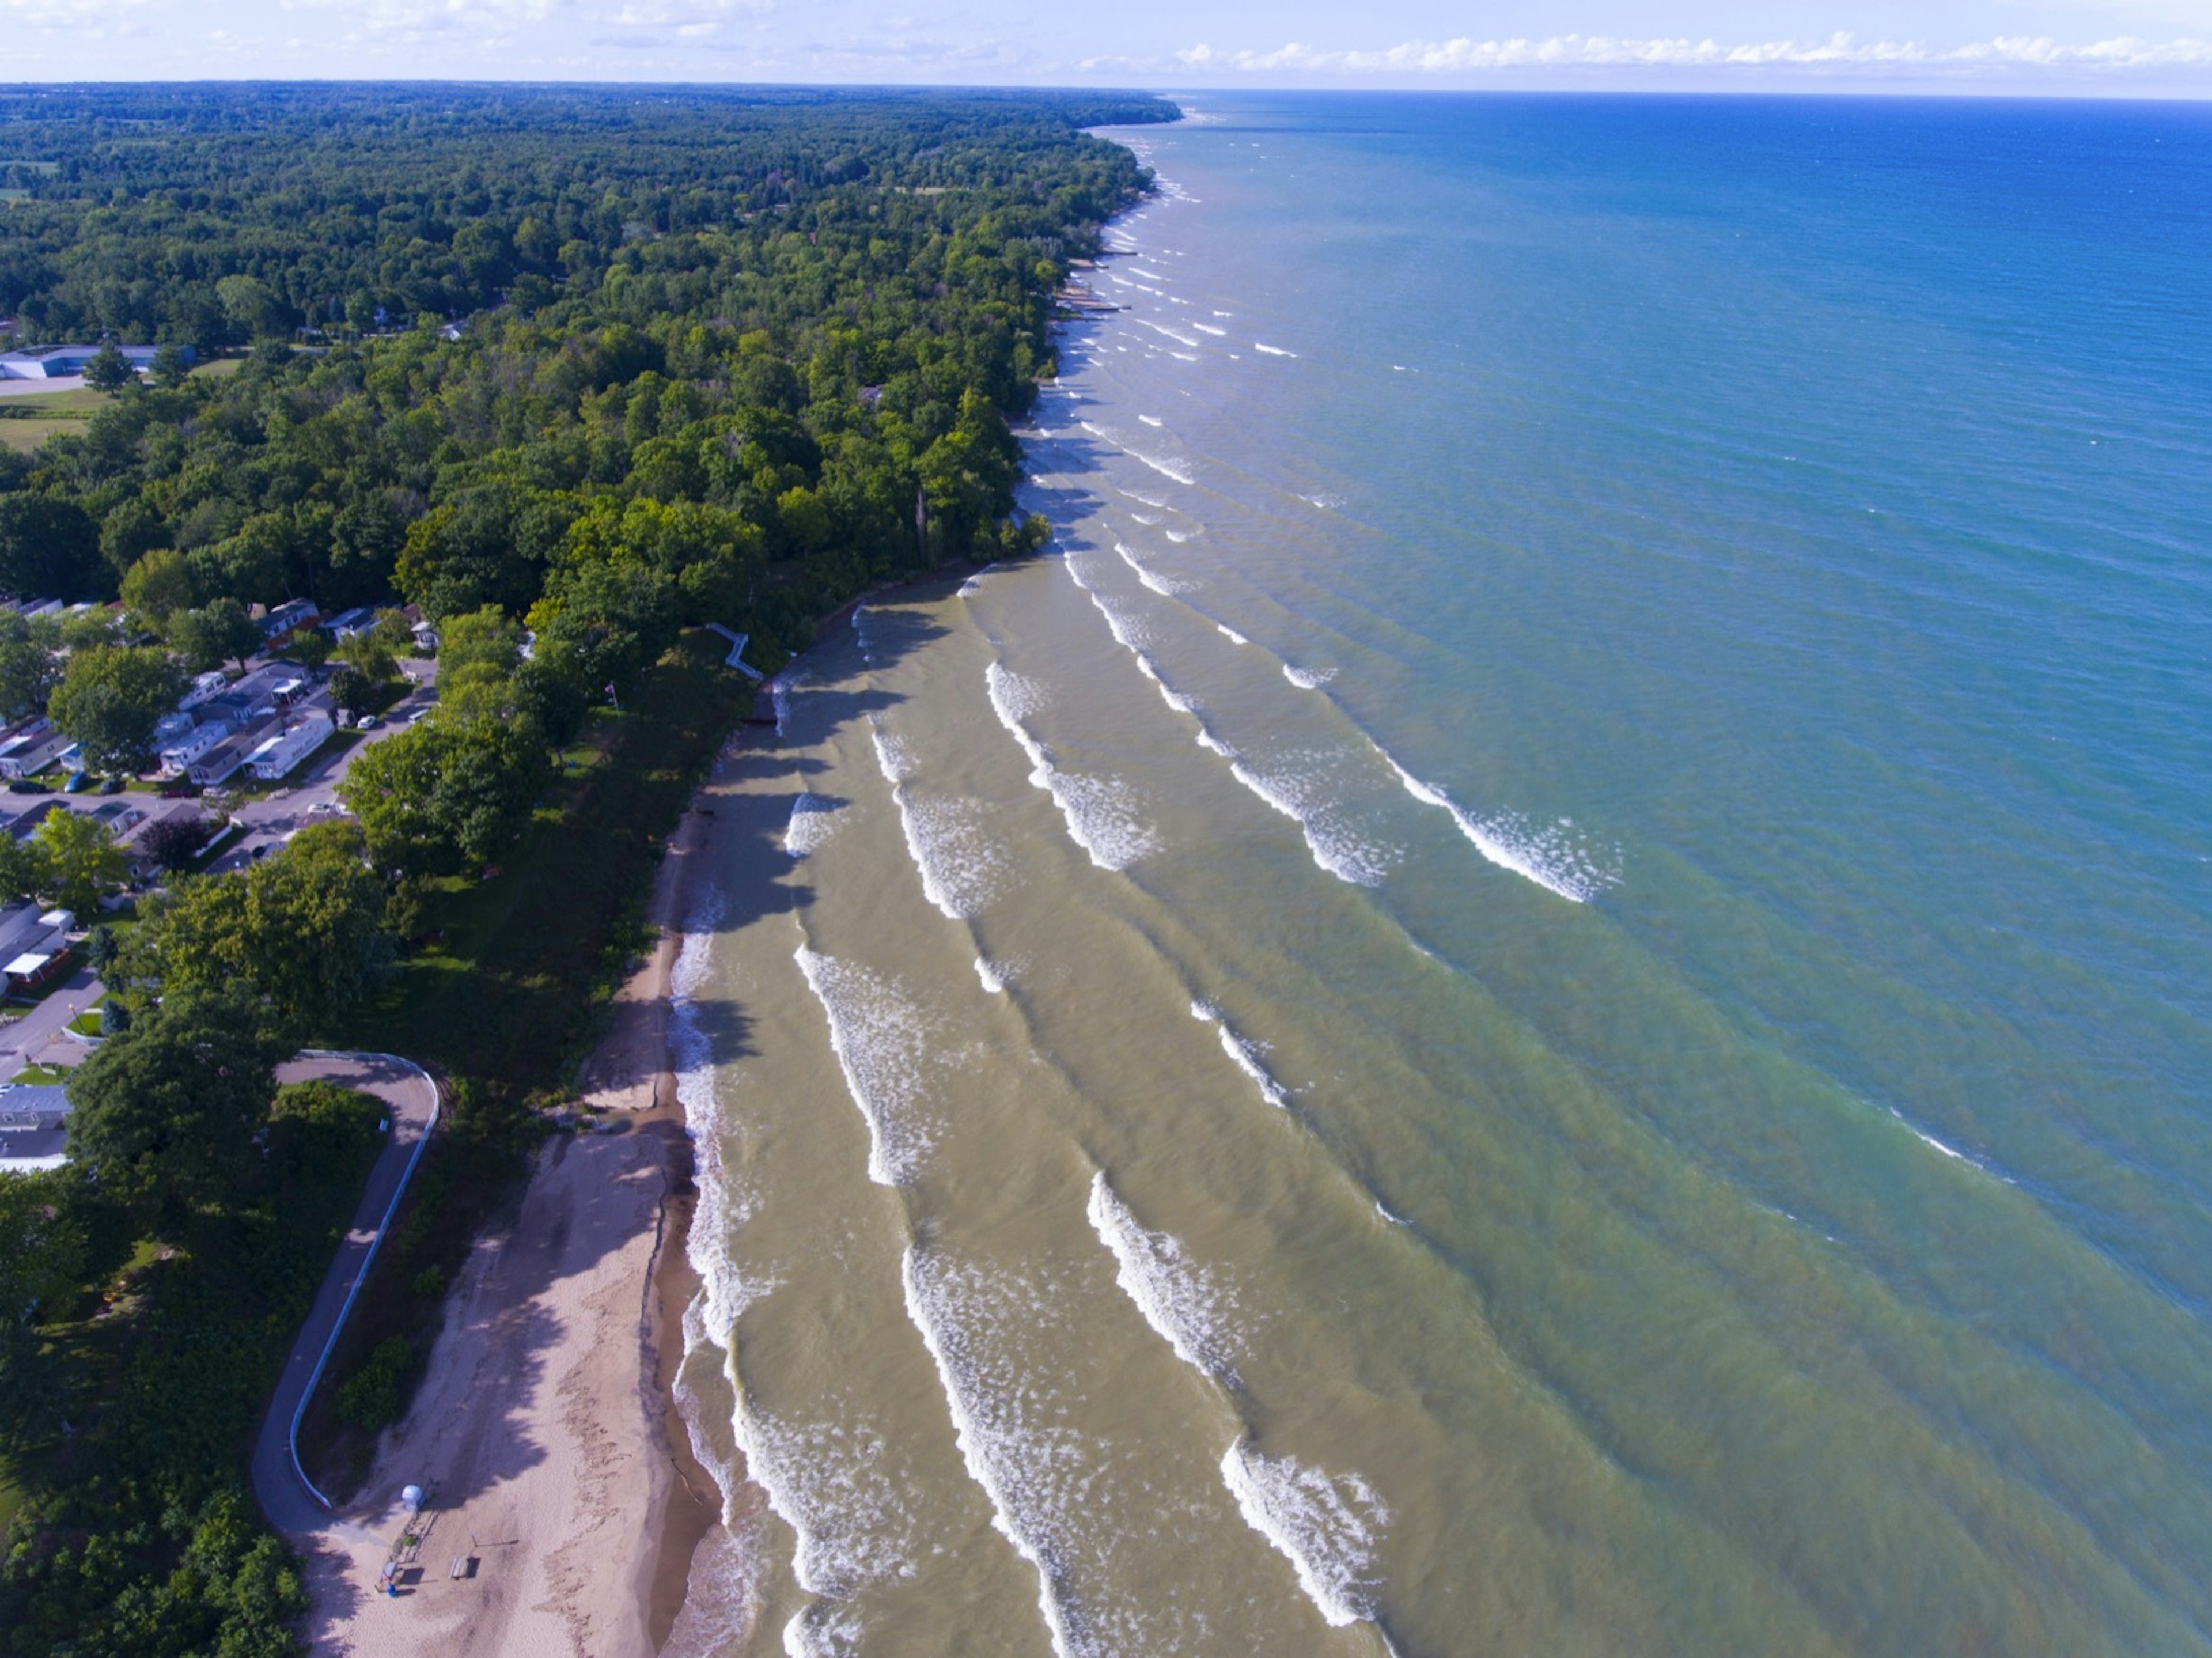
244, 709, 334, 782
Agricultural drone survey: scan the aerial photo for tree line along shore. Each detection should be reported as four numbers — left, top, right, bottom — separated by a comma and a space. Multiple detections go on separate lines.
0, 81, 1174, 1658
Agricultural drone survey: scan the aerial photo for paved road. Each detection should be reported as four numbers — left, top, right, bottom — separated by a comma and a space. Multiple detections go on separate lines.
0, 964, 103, 1082
208, 660, 436, 875
251, 1050, 442, 1534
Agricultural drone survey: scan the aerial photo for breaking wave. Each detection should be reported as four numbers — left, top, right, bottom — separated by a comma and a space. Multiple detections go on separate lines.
1191, 1000, 1291, 1110
1086, 1173, 1244, 1383
985, 661, 1159, 872
1377, 751, 1619, 903
1219, 1441, 1390, 1628
793, 947, 937, 1185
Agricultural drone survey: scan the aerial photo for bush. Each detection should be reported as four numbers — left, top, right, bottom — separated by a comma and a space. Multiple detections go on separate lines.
334, 1335, 414, 1430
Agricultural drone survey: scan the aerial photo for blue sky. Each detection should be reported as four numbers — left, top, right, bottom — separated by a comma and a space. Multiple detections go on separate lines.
8, 0, 2210, 92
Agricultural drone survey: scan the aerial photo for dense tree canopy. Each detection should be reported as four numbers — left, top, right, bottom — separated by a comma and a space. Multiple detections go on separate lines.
46, 643, 187, 773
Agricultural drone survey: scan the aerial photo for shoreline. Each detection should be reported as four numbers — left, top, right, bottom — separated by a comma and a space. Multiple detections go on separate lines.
301, 574, 1001, 1655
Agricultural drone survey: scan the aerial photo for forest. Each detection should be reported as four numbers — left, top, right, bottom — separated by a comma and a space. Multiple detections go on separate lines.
0, 81, 1171, 1657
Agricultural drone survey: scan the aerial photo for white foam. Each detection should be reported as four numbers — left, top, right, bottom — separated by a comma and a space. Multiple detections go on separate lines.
871, 722, 1006, 920
1283, 664, 1337, 691
1220, 1441, 1389, 1628
783, 790, 843, 858
1377, 751, 1618, 904
1086, 1173, 1243, 1383
1192, 323, 1227, 336
661, 1521, 767, 1658
1163, 529, 1194, 544
899, 1249, 1109, 1658
1138, 414, 1164, 428
730, 1388, 918, 1603
1169, 351, 1199, 362
1134, 318, 1200, 349
1224, 755, 1398, 887
974, 956, 1007, 994
1191, 1001, 1291, 1110
1217, 623, 1251, 646
1115, 487, 1168, 509
1114, 540, 1191, 596
793, 948, 937, 1185
1078, 419, 1193, 486
1130, 513, 1161, 525
985, 661, 1159, 872
1254, 343, 1297, 358
1301, 492, 1346, 510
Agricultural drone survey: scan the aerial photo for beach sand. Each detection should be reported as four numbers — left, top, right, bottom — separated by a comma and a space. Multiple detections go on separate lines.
301, 790, 747, 1658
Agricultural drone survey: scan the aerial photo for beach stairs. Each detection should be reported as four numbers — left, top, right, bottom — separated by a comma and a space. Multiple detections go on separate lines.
703, 624, 763, 680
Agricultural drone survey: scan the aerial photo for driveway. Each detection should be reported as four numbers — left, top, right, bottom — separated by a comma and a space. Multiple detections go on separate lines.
251, 1050, 442, 1534
0, 965, 104, 1084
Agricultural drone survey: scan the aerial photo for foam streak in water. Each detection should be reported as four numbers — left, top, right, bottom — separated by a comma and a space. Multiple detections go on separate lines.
899, 1249, 1108, 1658
1377, 750, 1617, 903
793, 947, 935, 1184
1219, 1441, 1389, 1627
1086, 1172, 1243, 1383
984, 661, 1158, 872
870, 721, 1005, 919
1191, 1001, 1291, 1110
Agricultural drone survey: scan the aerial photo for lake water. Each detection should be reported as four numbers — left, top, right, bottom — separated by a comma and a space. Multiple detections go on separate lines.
667, 93, 2212, 1657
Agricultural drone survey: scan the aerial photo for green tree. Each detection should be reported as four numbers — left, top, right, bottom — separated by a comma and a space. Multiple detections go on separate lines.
433, 603, 522, 722
339, 717, 548, 876
150, 342, 192, 389
28, 808, 128, 915
0, 608, 61, 721
97, 497, 169, 581
127, 823, 390, 1038
120, 547, 199, 626
0, 1168, 89, 1453
168, 596, 263, 673
63, 986, 287, 1224
82, 340, 134, 396
0, 494, 104, 601
47, 644, 186, 773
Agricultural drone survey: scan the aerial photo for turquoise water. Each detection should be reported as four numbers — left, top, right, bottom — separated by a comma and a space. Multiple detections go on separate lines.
677, 95, 2212, 1657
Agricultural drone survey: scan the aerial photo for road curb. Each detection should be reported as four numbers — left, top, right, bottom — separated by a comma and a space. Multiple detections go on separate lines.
284, 1050, 442, 1512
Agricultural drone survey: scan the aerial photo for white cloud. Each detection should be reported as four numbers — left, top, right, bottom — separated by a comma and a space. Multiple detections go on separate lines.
0, 0, 165, 29
1175, 31, 2212, 75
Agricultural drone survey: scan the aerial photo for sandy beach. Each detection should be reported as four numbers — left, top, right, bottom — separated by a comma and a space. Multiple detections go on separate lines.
299, 773, 749, 1658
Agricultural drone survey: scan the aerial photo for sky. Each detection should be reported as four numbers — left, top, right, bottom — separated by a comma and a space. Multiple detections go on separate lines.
7, 0, 2211, 93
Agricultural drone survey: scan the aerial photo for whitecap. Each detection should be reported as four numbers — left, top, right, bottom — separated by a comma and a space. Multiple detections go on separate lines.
900, 1250, 1113, 1658
1192, 323, 1227, 337
1224, 755, 1398, 887
1283, 664, 1337, 691
1219, 1441, 1389, 1627
1138, 415, 1164, 428
985, 662, 1159, 872
783, 790, 843, 858
1254, 343, 1297, 358
1191, 1000, 1291, 1109
1376, 751, 1619, 903
1217, 624, 1251, 646
1086, 1173, 1243, 1383
871, 721, 1007, 919
793, 948, 937, 1186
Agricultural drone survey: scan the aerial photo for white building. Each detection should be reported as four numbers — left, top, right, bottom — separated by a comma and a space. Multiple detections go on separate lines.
0, 343, 189, 380
189, 720, 278, 788
158, 719, 233, 775
179, 669, 230, 711
244, 710, 334, 782
0, 722, 72, 779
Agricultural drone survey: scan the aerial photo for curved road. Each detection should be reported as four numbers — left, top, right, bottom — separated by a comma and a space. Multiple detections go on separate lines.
252, 1050, 441, 1535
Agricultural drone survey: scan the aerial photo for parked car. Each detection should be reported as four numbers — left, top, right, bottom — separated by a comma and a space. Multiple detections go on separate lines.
97, 776, 125, 795
356, 714, 378, 730
7, 779, 52, 795
62, 771, 88, 794
158, 781, 200, 798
